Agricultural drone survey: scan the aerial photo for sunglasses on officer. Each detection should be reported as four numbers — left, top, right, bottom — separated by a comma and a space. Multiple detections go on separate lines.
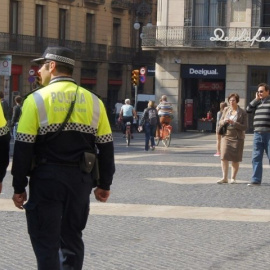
38, 61, 52, 68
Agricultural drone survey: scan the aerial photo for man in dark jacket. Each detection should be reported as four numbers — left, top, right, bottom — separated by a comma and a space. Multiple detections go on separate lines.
11, 95, 22, 139
246, 82, 270, 186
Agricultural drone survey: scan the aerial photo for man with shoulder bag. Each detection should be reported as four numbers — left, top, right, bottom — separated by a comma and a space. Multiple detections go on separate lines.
11, 46, 115, 270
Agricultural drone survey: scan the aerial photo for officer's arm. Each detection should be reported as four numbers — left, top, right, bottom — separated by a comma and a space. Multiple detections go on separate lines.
96, 141, 115, 190
11, 97, 38, 194
95, 101, 115, 191
12, 141, 33, 193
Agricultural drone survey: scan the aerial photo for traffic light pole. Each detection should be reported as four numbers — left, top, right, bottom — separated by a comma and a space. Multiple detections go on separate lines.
134, 85, 138, 111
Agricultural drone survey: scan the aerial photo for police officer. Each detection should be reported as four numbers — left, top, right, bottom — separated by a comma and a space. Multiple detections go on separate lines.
11, 46, 115, 270
0, 105, 10, 193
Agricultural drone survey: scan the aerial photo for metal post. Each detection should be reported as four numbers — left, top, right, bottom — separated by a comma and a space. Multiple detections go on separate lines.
134, 85, 138, 111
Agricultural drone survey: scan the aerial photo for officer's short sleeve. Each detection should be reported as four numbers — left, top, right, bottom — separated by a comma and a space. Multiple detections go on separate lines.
95, 100, 113, 144
16, 96, 39, 142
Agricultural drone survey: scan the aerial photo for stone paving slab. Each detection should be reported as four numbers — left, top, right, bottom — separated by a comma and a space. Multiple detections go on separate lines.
2, 199, 270, 222
2, 132, 270, 270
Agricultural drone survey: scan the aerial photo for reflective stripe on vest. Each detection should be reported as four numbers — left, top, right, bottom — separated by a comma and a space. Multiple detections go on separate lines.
33, 91, 48, 127
91, 93, 100, 129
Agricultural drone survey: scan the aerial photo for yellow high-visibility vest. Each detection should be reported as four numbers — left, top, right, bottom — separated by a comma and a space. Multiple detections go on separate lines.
0, 104, 9, 136
17, 81, 112, 144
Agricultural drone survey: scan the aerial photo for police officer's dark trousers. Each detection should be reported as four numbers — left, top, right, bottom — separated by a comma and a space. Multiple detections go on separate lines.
24, 164, 93, 270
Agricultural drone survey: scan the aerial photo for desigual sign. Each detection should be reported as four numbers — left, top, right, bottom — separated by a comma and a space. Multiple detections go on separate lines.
210, 28, 270, 47
181, 65, 226, 79
189, 68, 218, 76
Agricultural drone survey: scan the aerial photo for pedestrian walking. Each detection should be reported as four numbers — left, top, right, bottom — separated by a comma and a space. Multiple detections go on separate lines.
0, 105, 10, 193
139, 100, 160, 151
114, 100, 123, 126
214, 101, 227, 157
217, 93, 247, 184
246, 82, 270, 186
10, 95, 22, 139
11, 46, 115, 270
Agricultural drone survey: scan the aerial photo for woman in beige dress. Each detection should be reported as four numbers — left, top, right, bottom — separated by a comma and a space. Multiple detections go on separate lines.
217, 93, 247, 184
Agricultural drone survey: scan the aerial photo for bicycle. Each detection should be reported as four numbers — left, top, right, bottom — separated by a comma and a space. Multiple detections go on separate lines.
115, 116, 123, 131
154, 123, 172, 147
125, 121, 131, 146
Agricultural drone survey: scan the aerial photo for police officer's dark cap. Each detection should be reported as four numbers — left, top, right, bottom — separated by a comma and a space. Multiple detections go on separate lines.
32, 46, 75, 67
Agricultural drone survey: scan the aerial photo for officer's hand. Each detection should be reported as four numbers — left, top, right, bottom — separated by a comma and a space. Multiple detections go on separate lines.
94, 188, 110, 202
12, 192, 27, 210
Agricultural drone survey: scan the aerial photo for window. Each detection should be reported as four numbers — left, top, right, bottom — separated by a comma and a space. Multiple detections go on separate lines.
113, 18, 121, 46
262, 0, 270, 27
231, 1, 246, 22
251, 0, 261, 27
36, 5, 44, 38
59, 9, 66, 41
193, 0, 226, 27
86, 13, 95, 43
10, 0, 19, 34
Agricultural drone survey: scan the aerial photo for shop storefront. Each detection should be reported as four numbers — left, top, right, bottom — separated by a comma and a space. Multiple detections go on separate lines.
181, 64, 226, 132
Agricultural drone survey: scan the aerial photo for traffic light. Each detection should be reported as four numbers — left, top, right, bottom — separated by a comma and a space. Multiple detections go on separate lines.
131, 70, 139, 86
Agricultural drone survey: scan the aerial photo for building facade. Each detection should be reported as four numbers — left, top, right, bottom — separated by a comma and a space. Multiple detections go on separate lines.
0, 0, 156, 123
142, 0, 270, 132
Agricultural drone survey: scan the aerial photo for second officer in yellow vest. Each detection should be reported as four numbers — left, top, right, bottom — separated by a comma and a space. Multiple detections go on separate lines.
11, 46, 115, 270
0, 104, 10, 193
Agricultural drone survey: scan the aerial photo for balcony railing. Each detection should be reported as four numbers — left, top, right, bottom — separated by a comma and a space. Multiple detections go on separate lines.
141, 26, 270, 49
84, 0, 105, 4
111, 0, 131, 10
109, 45, 134, 63
81, 43, 107, 61
0, 32, 135, 63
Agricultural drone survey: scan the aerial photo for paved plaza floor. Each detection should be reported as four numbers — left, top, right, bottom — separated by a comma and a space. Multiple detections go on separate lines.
1, 131, 270, 270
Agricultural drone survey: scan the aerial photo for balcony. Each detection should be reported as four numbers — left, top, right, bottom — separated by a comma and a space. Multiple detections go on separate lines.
111, 0, 130, 10
0, 32, 135, 64
108, 45, 134, 63
141, 26, 270, 49
81, 43, 107, 61
84, 0, 105, 4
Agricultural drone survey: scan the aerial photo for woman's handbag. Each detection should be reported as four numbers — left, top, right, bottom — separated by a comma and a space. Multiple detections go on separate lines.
218, 123, 228, 135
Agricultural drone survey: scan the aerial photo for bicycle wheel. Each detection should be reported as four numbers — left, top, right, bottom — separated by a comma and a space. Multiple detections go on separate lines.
126, 133, 131, 146
162, 127, 171, 147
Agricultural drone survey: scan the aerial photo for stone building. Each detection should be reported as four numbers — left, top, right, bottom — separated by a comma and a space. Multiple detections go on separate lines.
142, 0, 270, 132
0, 0, 156, 123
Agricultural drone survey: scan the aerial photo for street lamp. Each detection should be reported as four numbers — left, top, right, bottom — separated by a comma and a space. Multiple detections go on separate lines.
133, 0, 152, 31
134, 18, 141, 30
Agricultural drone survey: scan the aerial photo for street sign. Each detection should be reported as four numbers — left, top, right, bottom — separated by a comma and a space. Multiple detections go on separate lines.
29, 69, 35, 76
0, 55, 12, 76
28, 76, 35, 83
140, 67, 146, 75
139, 75, 146, 83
